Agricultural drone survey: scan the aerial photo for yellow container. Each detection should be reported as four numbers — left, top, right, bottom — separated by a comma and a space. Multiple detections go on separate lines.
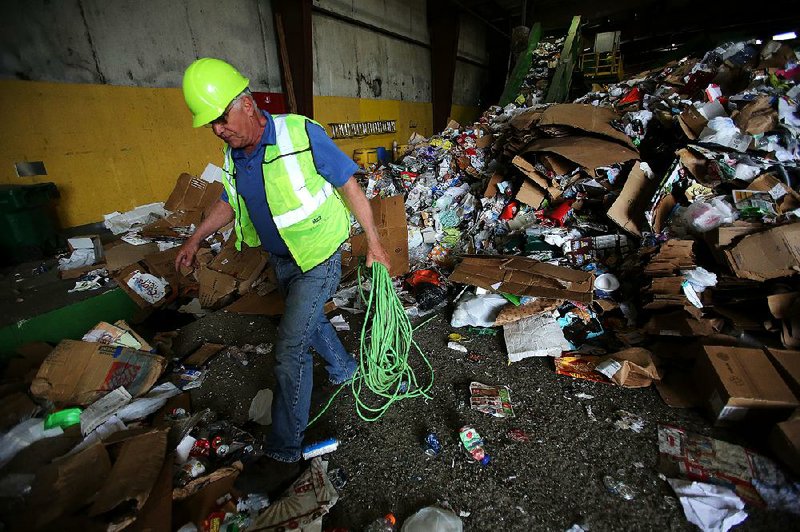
353, 148, 379, 168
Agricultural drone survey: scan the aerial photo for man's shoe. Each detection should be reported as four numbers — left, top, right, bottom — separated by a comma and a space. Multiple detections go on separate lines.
234, 456, 301, 497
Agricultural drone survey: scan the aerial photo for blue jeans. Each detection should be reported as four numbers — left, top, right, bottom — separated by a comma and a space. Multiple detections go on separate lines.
263, 250, 356, 462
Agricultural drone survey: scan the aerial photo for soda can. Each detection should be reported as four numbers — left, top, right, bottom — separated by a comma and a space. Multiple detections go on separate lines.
423, 432, 442, 457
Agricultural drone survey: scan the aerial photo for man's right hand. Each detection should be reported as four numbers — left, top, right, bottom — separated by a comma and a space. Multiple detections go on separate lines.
175, 239, 201, 271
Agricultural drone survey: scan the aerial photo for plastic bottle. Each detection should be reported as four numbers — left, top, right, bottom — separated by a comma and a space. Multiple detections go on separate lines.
459, 426, 490, 465
364, 513, 396, 532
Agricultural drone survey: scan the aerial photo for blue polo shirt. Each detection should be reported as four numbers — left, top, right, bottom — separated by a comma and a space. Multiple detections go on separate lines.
221, 111, 358, 256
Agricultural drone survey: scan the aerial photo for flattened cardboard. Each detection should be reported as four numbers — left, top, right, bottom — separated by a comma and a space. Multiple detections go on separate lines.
512, 156, 551, 190
22, 442, 112, 529
724, 223, 800, 281
184, 343, 226, 366
224, 291, 285, 316
449, 255, 594, 303
693, 345, 799, 425
607, 162, 658, 236
345, 195, 409, 277
128, 450, 173, 532
104, 242, 160, 273
90, 429, 167, 517
30, 340, 166, 406
538, 103, 637, 149
523, 136, 639, 173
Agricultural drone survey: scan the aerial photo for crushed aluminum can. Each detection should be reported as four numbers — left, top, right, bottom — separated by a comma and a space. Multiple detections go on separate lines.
423, 432, 442, 457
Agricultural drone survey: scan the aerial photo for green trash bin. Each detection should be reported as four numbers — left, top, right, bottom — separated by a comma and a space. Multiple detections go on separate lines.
0, 183, 61, 265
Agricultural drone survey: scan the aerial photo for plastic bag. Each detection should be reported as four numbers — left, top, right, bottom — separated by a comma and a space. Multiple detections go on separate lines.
401, 506, 463, 532
682, 197, 737, 233
450, 293, 508, 328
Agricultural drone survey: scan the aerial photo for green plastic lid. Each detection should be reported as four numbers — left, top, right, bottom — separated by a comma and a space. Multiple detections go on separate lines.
44, 407, 82, 430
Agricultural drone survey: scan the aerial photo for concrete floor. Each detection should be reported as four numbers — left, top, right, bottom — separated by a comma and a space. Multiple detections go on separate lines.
174, 307, 797, 531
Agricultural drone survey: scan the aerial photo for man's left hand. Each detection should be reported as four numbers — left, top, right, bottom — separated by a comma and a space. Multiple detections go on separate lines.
366, 241, 392, 270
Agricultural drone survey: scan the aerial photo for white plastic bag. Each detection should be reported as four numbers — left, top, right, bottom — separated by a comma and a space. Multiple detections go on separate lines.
450, 293, 508, 328
401, 506, 463, 532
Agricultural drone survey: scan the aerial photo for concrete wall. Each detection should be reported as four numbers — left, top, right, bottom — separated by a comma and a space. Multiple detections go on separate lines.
0, 0, 282, 90
0, 0, 490, 227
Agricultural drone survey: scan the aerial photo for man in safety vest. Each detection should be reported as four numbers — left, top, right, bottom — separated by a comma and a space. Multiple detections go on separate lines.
176, 58, 390, 493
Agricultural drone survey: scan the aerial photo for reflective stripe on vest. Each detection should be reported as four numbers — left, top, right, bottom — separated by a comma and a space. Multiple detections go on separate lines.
270, 116, 335, 228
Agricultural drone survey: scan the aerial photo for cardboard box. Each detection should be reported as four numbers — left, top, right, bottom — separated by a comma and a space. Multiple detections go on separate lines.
344, 195, 409, 278
115, 262, 172, 308
607, 162, 659, 236
449, 255, 594, 303
692, 345, 799, 425
724, 222, 800, 281
141, 173, 223, 238
30, 340, 166, 406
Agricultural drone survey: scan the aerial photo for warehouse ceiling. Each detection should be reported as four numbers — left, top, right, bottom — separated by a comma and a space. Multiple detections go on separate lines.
456, 0, 800, 69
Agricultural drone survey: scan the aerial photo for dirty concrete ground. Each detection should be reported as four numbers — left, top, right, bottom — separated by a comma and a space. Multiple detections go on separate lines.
170, 308, 796, 531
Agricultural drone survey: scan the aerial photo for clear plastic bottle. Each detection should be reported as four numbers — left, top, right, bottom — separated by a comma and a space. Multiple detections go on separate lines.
364, 513, 396, 532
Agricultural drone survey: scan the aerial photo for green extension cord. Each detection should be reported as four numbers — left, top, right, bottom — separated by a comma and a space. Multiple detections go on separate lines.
307, 262, 434, 426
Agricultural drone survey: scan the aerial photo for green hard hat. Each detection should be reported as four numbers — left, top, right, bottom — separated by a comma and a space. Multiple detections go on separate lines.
183, 58, 250, 128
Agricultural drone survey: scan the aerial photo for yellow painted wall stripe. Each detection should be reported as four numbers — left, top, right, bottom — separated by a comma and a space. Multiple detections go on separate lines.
0, 80, 479, 228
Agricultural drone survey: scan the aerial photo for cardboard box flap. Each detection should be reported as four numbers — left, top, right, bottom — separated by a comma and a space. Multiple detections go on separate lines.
522, 136, 639, 173
89, 428, 168, 517
345, 195, 409, 277
539, 104, 637, 149
164, 173, 223, 214
104, 242, 160, 273
208, 245, 268, 293
607, 163, 659, 236
725, 223, 800, 281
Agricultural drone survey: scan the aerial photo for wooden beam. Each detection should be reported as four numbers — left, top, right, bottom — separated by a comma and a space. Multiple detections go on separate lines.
272, 0, 313, 117
427, 0, 461, 131
274, 13, 297, 114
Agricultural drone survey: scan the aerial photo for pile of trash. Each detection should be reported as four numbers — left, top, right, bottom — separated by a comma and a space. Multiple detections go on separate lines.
0, 321, 346, 530
350, 36, 800, 499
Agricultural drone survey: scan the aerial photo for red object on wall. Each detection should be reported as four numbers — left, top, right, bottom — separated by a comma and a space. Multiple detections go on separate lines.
251, 92, 288, 115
